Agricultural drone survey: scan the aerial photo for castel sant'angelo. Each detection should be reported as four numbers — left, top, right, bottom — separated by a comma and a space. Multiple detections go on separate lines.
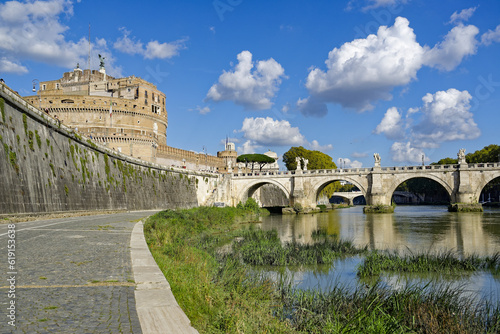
24, 57, 237, 172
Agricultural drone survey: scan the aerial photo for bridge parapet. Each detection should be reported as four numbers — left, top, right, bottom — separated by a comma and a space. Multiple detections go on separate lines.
228, 162, 500, 211
232, 163, 500, 179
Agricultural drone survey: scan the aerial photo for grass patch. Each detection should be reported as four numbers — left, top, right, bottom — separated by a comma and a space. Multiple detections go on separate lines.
44, 306, 58, 310
357, 250, 500, 278
232, 227, 366, 266
145, 205, 500, 333
363, 205, 395, 213
144, 204, 291, 333
278, 280, 500, 333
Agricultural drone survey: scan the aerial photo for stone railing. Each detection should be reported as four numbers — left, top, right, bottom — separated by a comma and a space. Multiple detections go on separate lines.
231, 162, 500, 178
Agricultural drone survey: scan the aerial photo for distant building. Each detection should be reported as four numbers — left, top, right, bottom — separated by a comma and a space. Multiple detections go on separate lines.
262, 150, 279, 171
23, 62, 228, 171
217, 141, 238, 173
25, 63, 166, 162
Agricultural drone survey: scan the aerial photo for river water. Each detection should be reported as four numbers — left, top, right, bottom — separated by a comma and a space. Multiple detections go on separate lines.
257, 206, 500, 303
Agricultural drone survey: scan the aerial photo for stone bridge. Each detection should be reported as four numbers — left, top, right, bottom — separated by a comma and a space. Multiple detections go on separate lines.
225, 163, 500, 210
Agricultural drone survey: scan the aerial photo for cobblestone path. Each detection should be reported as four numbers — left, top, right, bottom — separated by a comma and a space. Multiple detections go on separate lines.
0, 211, 158, 334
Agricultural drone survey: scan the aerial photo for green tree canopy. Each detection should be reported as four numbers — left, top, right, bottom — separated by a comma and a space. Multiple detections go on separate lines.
282, 146, 337, 170
431, 157, 458, 165
465, 144, 500, 163
432, 145, 500, 165
237, 154, 275, 172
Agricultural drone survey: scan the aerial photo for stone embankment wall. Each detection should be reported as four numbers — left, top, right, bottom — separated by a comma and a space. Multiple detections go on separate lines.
0, 84, 219, 216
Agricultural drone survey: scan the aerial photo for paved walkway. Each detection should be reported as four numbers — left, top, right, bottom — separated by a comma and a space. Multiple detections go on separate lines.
0, 211, 197, 334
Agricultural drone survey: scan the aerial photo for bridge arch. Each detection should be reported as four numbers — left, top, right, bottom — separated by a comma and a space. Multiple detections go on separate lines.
386, 174, 454, 203
474, 171, 500, 202
236, 179, 291, 206
310, 176, 368, 204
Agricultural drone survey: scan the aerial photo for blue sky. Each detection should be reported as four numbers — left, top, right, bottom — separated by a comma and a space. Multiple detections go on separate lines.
1, 0, 499, 169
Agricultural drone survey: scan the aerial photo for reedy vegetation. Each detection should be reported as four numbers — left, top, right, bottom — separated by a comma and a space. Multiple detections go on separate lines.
145, 205, 500, 333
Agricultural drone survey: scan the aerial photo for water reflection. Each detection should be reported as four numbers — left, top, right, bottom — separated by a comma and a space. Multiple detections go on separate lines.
260, 206, 500, 256
256, 206, 500, 300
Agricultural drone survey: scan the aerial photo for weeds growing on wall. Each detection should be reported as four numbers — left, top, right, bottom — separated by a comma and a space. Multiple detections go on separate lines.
0, 97, 5, 123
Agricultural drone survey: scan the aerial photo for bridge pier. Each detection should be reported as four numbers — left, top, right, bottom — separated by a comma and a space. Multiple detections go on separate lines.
364, 169, 394, 213
449, 167, 483, 212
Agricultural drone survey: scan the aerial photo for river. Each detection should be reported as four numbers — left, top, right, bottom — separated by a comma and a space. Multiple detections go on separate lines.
256, 205, 500, 303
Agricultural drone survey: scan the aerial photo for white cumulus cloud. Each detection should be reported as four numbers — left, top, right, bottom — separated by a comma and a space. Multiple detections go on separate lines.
239, 117, 305, 146
337, 158, 363, 168
301, 16, 482, 115
412, 88, 480, 147
375, 88, 480, 162
113, 28, 186, 60
305, 17, 424, 112
235, 117, 332, 154
449, 7, 478, 24
423, 24, 479, 71
0, 57, 28, 74
0, 0, 88, 70
390, 142, 427, 163
205, 51, 286, 110
308, 140, 333, 152
374, 107, 404, 139
481, 24, 500, 46
0, 0, 126, 76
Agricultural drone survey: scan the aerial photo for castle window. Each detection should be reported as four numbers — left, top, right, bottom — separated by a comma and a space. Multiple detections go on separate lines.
144, 90, 148, 98
145, 99, 148, 105
61, 99, 74, 104
56, 83, 60, 89
42, 84, 46, 90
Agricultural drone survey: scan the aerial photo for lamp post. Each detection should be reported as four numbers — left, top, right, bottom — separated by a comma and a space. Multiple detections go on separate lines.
422, 154, 425, 166
32, 79, 41, 110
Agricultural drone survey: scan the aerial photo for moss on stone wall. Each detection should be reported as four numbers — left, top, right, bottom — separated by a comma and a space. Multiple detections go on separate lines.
0, 98, 5, 123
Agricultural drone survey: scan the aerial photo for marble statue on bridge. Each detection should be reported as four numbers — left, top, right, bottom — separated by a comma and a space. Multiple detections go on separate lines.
295, 157, 302, 171
374, 153, 381, 167
458, 148, 466, 165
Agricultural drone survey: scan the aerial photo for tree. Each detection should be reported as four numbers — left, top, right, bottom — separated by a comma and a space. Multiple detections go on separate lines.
432, 145, 500, 165
466, 144, 500, 163
283, 147, 337, 199
431, 157, 458, 165
237, 154, 275, 172
282, 146, 337, 170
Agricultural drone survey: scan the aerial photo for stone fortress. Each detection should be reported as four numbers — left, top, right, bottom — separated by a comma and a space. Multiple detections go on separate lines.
23, 58, 267, 172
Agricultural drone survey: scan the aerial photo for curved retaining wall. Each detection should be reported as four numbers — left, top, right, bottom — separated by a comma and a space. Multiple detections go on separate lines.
0, 83, 218, 216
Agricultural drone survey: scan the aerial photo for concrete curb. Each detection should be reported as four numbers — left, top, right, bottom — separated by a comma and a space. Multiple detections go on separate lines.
130, 221, 199, 334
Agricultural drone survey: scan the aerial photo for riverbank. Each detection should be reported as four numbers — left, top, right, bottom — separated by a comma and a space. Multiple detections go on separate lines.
145, 205, 500, 333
